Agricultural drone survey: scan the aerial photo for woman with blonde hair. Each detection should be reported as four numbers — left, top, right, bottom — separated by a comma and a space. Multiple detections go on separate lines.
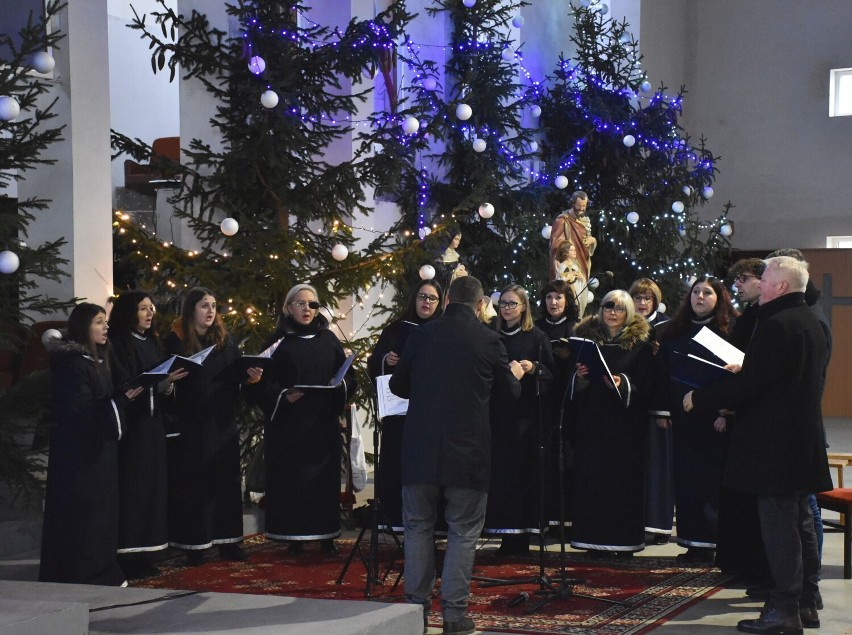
570, 290, 653, 558
484, 284, 554, 555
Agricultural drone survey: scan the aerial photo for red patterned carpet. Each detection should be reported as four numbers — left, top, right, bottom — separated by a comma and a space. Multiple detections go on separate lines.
134, 535, 729, 634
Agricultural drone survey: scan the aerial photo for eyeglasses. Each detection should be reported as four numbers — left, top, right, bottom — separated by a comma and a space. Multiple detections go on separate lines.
735, 274, 758, 284
289, 300, 318, 309
602, 303, 626, 314
632, 294, 654, 303
498, 301, 521, 309
416, 293, 439, 303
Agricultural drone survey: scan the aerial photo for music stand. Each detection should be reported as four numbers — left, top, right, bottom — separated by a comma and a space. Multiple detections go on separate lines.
336, 412, 404, 597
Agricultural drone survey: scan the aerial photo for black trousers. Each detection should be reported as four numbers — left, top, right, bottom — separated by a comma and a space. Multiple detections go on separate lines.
757, 492, 820, 612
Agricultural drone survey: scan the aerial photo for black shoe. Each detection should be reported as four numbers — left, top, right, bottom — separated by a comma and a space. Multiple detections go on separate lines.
675, 547, 715, 564
813, 590, 823, 611
583, 549, 610, 560
443, 615, 475, 635
288, 541, 304, 555
320, 539, 338, 555
737, 606, 803, 634
218, 543, 248, 561
798, 607, 819, 629
186, 550, 204, 566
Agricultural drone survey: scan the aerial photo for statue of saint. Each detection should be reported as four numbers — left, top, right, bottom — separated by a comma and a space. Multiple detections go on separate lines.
548, 191, 596, 282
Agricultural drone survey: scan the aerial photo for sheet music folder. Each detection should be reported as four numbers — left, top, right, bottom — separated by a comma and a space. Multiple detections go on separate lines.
568, 337, 616, 385
293, 353, 356, 389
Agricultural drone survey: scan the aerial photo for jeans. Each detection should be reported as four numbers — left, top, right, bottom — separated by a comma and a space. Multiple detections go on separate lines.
402, 484, 487, 622
807, 493, 823, 559
757, 492, 821, 612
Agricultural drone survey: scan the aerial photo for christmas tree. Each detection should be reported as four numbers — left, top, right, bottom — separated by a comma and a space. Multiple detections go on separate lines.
0, 0, 74, 504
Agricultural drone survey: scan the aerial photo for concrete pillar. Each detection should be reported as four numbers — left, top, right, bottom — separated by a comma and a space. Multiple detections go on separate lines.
21, 1, 114, 312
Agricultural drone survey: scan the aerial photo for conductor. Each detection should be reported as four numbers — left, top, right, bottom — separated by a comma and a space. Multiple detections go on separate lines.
390, 276, 524, 635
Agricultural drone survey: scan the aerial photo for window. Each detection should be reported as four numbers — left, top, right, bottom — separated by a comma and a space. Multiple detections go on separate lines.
826, 236, 852, 248
829, 68, 852, 117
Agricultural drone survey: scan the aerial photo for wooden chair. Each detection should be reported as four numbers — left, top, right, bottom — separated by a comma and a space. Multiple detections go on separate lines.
123, 136, 181, 195
816, 488, 852, 579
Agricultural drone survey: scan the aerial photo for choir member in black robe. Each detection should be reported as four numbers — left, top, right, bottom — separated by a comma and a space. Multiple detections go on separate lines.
40, 303, 141, 586
249, 284, 357, 554
164, 287, 257, 565
569, 291, 652, 557
629, 278, 674, 546
534, 279, 579, 530
108, 291, 187, 578
485, 285, 554, 555
367, 280, 443, 532
652, 276, 737, 563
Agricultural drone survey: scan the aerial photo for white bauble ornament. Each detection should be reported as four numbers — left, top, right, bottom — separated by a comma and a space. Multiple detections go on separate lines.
554, 175, 569, 189
671, 201, 685, 213
32, 51, 55, 74
463, 0, 476, 6
626, 211, 639, 224
423, 77, 437, 91
720, 224, 733, 237
248, 56, 266, 75
501, 47, 514, 62
701, 186, 715, 199
41, 328, 62, 347
455, 103, 473, 121
580, 0, 591, 7
598, 3, 609, 15
640, 80, 652, 93
684, 275, 697, 289
682, 185, 693, 197
511, 15, 525, 28
472, 138, 487, 153
490, 291, 502, 306
331, 244, 349, 261
530, 105, 542, 118
622, 134, 636, 147
589, 277, 600, 290
478, 203, 495, 219
402, 116, 420, 134
0, 250, 20, 274
658, 302, 667, 314
528, 140, 538, 152
418, 226, 433, 240
419, 264, 436, 280
220, 217, 239, 236
541, 224, 552, 240
260, 90, 279, 109
586, 290, 595, 304
0, 96, 21, 121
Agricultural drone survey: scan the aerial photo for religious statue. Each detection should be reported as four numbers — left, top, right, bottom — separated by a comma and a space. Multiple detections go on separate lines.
548, 191, 596, 282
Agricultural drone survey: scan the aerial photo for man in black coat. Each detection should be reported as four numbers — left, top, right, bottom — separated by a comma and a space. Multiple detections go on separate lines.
684, 256, 832, 634
390, 276, 523, 635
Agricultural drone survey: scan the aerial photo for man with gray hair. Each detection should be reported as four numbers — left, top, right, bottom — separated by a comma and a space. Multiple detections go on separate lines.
683, 256, 832, 634
390, 276, 523, 635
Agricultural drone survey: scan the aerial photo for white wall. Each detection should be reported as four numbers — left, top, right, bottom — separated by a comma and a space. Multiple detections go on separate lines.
639, 0, 852, 250
108, 0, 180, 191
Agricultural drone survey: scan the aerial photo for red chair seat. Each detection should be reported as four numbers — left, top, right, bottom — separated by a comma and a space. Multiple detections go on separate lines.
816, 488, 852, 579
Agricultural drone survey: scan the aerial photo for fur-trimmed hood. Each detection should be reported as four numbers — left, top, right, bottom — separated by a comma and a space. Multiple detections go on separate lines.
573, 314, 650, 350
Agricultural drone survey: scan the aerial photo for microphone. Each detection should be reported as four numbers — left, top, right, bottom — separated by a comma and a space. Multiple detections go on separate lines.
308, 301, 321, 310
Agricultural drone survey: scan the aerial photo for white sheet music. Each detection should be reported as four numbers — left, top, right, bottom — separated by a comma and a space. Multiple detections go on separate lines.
692, 327, 745, 366
376, 374, 408, 418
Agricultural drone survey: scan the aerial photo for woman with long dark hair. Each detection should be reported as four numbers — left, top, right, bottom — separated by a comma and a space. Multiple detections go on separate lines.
653, 276, 737, 563
249, 284, 357, 554
485, 284, 554, 555
39, 302, 142, 585
164, 287, 256, 565
108, 291, 187, 578
569, 290, 653, 557
367, 280, 444, 532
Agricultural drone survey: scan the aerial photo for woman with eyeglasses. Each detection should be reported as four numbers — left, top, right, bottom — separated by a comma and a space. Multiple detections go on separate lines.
164, 287, 257, 566
652, 276, 737, 564
249, 284, 357, 554
367, 280, 444, 533
484, 285, 555, 555
628, 278, 675, 547
108, 291, 188, 579
569, 290, 653, 558
534, 280, 580, 528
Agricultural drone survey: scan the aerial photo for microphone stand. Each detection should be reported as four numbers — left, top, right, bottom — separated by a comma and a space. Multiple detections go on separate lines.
572, 271, 614, 309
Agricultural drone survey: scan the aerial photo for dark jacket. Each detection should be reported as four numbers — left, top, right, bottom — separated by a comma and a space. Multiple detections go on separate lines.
389, 302, 521, 492
692, 292, 832, 496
